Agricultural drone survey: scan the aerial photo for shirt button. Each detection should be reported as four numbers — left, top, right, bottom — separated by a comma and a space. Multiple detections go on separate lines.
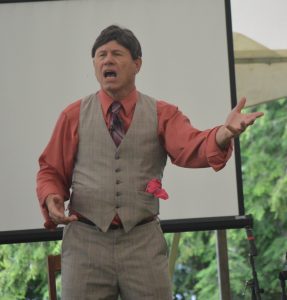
115, 153, 120, 160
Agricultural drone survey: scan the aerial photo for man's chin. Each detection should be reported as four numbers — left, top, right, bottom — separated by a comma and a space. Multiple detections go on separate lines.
102, 81, 118, 89
101, 85, 121, 97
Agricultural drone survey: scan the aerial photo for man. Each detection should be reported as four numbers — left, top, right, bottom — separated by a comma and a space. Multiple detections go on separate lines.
36, 25, 263, 300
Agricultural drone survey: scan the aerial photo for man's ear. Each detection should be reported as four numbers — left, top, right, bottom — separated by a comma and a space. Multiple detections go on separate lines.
134, 57, 142, 74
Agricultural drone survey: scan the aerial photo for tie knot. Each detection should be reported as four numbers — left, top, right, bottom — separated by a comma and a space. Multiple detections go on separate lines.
110, 101, 122, 114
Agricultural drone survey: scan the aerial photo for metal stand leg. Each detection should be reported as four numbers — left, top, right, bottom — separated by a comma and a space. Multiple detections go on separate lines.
245, 226, 263, 300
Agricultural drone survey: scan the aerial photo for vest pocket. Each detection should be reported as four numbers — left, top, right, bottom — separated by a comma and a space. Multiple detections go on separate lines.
137, 191, 159, 215
137, 190, 156, 199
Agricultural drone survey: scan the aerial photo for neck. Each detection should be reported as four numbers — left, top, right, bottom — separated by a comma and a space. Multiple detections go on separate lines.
104, 86, 135, 101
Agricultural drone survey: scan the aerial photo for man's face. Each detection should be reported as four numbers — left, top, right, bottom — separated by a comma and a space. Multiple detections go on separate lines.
93, 40, 142, 98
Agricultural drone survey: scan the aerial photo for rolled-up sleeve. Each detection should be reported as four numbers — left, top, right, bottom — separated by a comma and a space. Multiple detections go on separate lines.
157, 100, 233, 171
36, 100, 80, 228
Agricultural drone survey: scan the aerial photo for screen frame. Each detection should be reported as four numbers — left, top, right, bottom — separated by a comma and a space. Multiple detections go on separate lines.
0, 0, 246, 244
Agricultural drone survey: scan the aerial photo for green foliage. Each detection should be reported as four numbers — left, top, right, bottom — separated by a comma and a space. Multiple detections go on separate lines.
0, 241, 61, 299
167, 231, 217, 298
170, 97, 287, 299
237, 97, 287, 299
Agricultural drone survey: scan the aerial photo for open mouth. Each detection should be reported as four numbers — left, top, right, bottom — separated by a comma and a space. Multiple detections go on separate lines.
104, 71, 117, 78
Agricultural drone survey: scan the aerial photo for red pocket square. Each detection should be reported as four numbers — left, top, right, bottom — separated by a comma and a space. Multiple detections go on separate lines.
145, 179, 169, 200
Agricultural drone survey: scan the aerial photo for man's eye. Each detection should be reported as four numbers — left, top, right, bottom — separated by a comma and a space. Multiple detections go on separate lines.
97, 52, 106, 58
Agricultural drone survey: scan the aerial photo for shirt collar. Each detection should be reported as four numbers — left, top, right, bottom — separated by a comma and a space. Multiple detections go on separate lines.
98, 88, 138, 117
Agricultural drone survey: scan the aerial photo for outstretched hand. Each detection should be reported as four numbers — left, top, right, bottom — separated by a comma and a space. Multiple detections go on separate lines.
45, 194, 78, 225
225, 97, 264, 137
216, 97, 264, 148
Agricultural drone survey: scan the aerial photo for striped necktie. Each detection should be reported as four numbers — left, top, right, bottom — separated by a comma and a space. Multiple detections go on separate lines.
109, 101, 125, 146
109, 101, 125, 226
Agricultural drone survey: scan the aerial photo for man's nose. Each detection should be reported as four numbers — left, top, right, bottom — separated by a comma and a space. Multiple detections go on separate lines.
103, 52, 115, 64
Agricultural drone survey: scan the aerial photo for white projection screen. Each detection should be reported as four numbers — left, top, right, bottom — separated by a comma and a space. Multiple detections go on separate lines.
0, 0, 249, 243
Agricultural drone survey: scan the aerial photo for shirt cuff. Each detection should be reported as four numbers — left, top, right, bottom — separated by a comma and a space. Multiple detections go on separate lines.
206, 126, 233, 171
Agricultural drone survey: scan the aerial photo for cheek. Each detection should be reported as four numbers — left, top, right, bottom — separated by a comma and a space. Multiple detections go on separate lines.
93, 60, 101, 71
94, 66, 102, 79
123, 65, 136, 77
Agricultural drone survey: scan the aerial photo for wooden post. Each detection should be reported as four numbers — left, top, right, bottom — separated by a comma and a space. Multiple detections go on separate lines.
169, 232, 181, 279
216, 230, 232, 300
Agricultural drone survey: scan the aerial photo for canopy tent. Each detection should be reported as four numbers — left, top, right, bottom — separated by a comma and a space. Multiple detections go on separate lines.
233, 32, 287, 107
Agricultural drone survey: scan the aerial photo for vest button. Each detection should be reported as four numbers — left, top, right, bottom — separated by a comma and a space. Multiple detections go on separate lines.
116, 180, 121, 184
116, 192, 121, 196
115, 168, 121, 173
115, 153, 120, 159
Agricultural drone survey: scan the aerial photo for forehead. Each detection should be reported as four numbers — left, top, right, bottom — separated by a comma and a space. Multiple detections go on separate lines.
95, 40, 129, 53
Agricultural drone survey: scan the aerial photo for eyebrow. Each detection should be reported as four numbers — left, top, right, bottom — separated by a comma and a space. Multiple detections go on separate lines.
97, 49, 126, 55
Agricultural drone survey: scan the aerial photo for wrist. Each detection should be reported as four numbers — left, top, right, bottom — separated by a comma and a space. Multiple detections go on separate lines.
216, 125, 233, 149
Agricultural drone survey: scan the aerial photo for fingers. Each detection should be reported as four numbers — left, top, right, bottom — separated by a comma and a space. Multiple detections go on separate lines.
234, 97, 246, 112
227, 112, 262, 137
46, 194, 78, 225
49, 209, 78, 225
240, 121, 247, 132
252, 111, 264, 119
53, 214, 78, 225
224, 97, 264, 138
245, 112, 264, 126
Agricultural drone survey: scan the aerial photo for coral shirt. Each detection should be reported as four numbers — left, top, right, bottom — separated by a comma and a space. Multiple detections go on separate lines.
37, 89, 232, 229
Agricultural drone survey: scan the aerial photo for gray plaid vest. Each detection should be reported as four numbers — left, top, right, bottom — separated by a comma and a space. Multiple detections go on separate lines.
70, 92, 167, 232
